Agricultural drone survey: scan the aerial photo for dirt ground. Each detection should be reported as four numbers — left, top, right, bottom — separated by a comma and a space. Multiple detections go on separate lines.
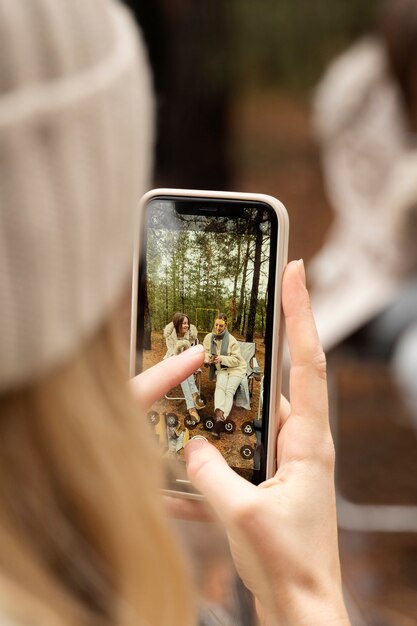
142, 331, 266, 479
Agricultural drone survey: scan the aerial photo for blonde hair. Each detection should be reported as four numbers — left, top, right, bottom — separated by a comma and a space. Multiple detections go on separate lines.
0, 319, 195, 626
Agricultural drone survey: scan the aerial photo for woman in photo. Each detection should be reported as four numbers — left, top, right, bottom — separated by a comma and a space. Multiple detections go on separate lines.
164, 312, 205, 423
203, 314, 246, 437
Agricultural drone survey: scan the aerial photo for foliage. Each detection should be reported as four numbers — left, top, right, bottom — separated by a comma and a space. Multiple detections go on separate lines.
227, 0, 384, 93
145, 205, 272, 339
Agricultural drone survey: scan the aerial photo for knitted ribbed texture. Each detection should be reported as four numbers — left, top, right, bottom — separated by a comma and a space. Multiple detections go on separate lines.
0, 0, 154, 391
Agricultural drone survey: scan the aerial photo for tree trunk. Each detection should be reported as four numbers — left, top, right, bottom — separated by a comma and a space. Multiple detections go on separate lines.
138, 276, 152, 351
231, 236, 241, 331
165, 265, 169, 321
236, 238, 250, 330
263, 285, 269, 344
246, 221, 263, 343
241, 296, 247, 336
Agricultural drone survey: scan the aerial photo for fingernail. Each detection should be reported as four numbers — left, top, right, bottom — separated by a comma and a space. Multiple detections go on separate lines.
179, 344, 204, 358
188, 435, 208, 445
185, 435, 208, 448
297, 259, 306, 286
184, 435, 208, 462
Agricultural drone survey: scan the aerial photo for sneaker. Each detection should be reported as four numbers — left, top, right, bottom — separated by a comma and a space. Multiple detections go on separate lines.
188, 407, 200, 423
192, 392, 206, 409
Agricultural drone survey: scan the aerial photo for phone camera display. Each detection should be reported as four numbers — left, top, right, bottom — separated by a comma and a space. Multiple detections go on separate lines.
136, 198, 278, 484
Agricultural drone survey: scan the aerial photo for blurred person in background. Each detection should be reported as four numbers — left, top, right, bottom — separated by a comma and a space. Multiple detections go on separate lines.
309, 0, 417, 431
0, 1, 351, 626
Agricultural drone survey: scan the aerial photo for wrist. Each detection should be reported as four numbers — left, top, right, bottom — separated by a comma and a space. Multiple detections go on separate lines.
261, 587, 350, 626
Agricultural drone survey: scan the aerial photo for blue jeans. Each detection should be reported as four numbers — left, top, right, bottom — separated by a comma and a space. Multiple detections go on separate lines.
181, 374, 198, 410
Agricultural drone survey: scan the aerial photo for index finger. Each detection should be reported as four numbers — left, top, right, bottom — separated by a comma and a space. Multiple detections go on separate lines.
282, 260, 328, 425
128, 344, 204, 407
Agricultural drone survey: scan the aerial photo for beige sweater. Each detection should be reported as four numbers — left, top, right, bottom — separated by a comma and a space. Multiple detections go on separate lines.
203, 332, 246, 378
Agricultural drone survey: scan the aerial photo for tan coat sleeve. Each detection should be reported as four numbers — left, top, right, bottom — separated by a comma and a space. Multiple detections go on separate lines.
203, 332, 213, 364
219, 335, 245, 370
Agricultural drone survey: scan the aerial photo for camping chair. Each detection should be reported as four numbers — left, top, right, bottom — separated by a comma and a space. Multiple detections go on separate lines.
257, 375, 264, 421
234, 341, 261, 410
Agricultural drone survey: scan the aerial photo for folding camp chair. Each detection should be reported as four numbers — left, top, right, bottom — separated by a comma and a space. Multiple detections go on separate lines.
234, 341, 261, 409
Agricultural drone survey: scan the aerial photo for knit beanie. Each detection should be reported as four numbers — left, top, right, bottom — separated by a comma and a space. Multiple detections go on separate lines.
0, 0, 154, 391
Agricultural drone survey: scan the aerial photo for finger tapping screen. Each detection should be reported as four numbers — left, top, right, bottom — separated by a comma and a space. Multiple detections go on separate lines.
136, 197, 278, 484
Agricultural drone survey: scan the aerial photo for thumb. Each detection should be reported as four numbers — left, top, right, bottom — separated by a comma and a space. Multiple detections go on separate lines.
184, 437, 256, 523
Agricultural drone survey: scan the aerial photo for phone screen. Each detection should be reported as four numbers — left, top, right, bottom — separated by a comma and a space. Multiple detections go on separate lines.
135, 196, 278, 485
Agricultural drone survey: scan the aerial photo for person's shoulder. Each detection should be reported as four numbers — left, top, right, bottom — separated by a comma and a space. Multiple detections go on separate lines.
229, 334, 242, 351
163, 322, 174, 338
189, 324, 198, 340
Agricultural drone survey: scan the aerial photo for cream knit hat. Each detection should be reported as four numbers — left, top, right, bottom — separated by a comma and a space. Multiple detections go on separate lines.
0, 0, 153, 391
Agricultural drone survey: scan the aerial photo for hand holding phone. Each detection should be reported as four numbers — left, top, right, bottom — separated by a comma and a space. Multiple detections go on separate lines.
183, 261, 349, 626
130, 188, 289, 492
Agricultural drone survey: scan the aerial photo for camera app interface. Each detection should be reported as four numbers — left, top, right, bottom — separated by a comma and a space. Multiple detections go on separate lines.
136, 198, 277, 483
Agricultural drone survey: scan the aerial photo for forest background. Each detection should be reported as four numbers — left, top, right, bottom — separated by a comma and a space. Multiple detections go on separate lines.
146, 206, 272, 342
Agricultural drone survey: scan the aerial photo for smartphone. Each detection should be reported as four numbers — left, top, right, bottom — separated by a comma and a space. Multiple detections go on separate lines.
130, 189, 289, 496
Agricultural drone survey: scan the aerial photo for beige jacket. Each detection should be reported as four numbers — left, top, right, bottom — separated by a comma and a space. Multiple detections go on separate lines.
163, 321, 198, 359
203, 332, 246, 378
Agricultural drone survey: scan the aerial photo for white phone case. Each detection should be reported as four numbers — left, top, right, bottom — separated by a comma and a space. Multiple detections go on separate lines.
130, 188, 289, 497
